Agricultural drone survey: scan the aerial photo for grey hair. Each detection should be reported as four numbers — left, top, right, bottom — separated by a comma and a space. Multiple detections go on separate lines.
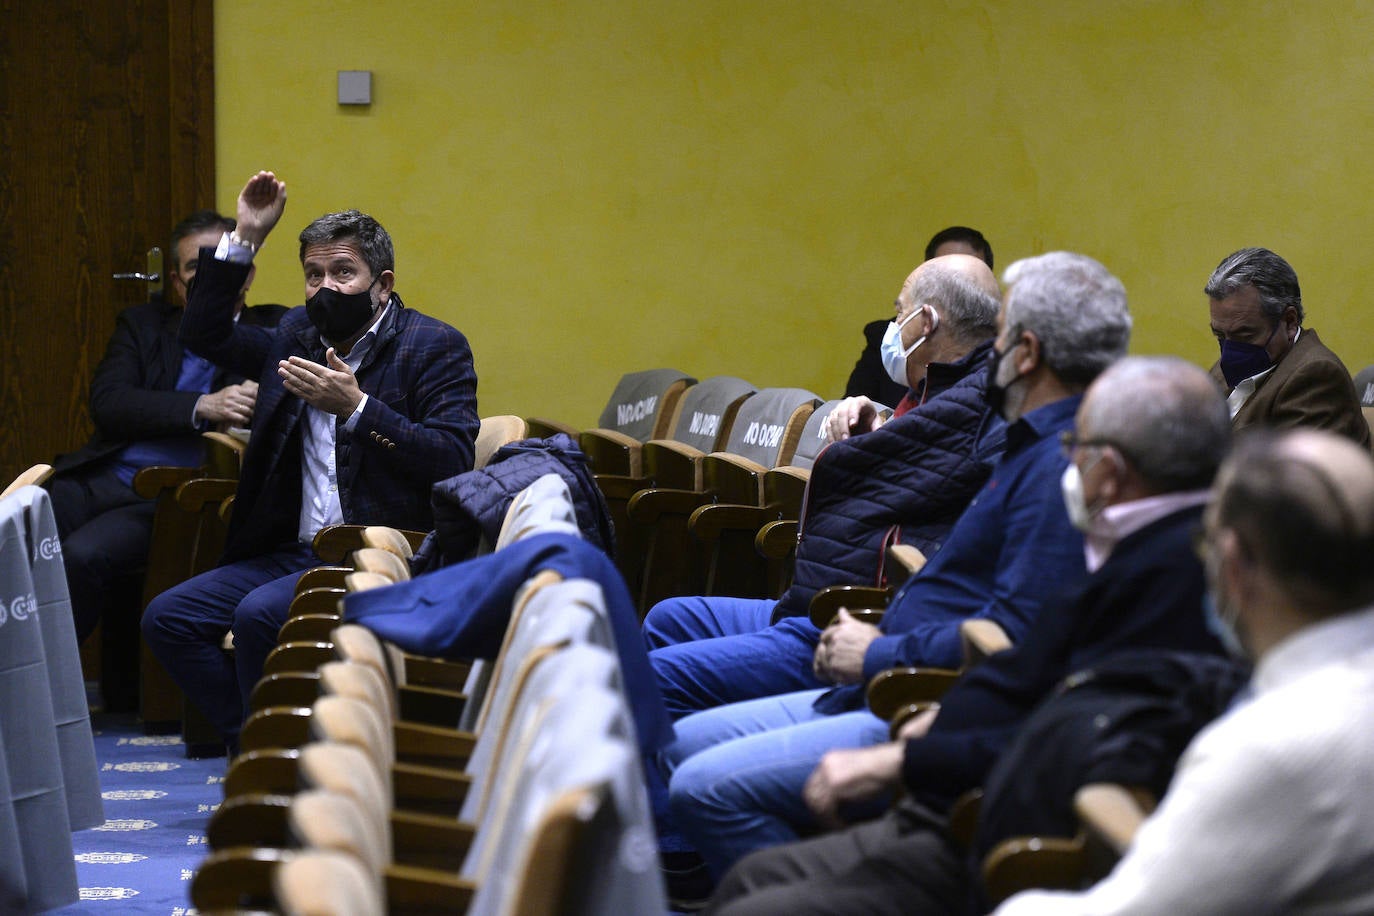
1081, 356, 1230, 493
298, 209, 395, 278
912, 263, 1001, 345
1216, 429, 1374, 615
1003, 251, 1132, 388
1204, 247, 1303, 324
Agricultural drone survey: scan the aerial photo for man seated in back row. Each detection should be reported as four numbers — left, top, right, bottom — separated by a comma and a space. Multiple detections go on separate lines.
1205, 246, 1368, 446
143, 171, 480, 755
46, 209, 284, 691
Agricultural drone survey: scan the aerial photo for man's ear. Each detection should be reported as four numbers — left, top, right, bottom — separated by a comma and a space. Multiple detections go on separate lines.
376, 269, 396, 301
1015, 329, 1042, 375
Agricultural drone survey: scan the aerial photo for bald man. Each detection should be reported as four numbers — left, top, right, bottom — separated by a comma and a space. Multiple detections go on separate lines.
825, 253, 1005, 443
999, 427, 1374, 913
846, 226, 996, 406
644, 254, 1007, 719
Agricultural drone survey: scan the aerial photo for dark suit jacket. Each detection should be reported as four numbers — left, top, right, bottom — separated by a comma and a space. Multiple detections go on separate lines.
181, 254, 480, 562
1209, 328, 1370, 448
53, 296, 286, 475
898, 505, 1222, 808
844, 318, 908, 407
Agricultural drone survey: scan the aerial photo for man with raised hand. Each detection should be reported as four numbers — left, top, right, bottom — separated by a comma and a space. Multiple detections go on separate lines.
143, 171, 479, 754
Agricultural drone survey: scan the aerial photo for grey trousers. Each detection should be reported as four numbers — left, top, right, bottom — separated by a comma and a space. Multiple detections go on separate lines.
706, 800, 970, 916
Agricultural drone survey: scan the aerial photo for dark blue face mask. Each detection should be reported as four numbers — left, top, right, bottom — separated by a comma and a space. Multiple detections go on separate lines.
1218, 320, 1283, 389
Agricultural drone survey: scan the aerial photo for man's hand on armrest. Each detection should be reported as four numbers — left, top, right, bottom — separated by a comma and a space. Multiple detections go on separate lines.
195, 380, 259, 427
825, 396, 886, 443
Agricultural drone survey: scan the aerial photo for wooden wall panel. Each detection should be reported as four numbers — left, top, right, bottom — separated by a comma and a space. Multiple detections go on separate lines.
0, 0, 214, 485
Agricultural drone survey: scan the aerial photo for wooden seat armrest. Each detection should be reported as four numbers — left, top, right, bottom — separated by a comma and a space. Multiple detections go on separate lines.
641, 439, 705, 489
626, 487, 713, 525
808, 585, 891, 629
393, 761, 471, 813
981, 833, 1088, 906
206, 792, 294, 849
397, 683, 467, 726
174, 476, 237, 510
2, 463, 54, 498
390, 809, 476, 868
866, 666, 961, 720
313, 523, 428, 564
403, 655, 472, 691
756, 519, 799, 559
191, 846, 295, 912
296, 566, 352, 593
888, 702, 941, 739
884, 544, 928, 587
525, 416, 580, 440
1074, 783, 1154, 856
594, 473, 650, 501
383, 864, 476, 915
702, 451, 768, 500
394, 721, 474, 769
224, 749, 302, 799
288, 586, 346, 618
689, 503, 771, 542
132, 464, 200, 499
249, 671, 324, 713
580, 428, 643, 476
946, 789, 983, 852
960, 619, 1013, 667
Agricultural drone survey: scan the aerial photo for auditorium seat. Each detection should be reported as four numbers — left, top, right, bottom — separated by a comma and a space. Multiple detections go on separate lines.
628, 386, 820, 610
688, 397, 840, 599
577, 367, 698, 475
526, 367, 697, 470
593, 375, 756, 608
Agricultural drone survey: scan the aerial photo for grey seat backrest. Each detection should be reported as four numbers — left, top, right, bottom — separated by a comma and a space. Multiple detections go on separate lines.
790, 399, 844, 470
665, 376, 757, 454
719, 387, 823, 468
596, 369, 697, 442
1354, 364, 1374, 407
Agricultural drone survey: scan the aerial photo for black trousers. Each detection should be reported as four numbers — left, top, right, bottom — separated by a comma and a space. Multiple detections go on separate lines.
706, 800, 970, 916
47, 463, 155, 645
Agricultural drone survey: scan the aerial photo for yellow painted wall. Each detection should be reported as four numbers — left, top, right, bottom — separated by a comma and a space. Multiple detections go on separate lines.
216, 0, 1374, 426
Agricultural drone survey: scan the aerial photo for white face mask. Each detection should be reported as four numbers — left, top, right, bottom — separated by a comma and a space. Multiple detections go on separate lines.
1059, 452, 1105, 533
879, 305, 938, 388
1060, 463, 1092, 531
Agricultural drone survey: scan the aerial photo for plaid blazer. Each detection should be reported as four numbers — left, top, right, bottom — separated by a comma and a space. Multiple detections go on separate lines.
181, 254, 479, 562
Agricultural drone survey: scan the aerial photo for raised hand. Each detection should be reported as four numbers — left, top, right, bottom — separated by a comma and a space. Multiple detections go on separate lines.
235, 171, 287, 249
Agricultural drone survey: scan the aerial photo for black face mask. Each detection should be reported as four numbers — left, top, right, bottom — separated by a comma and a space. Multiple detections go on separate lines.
983, 345, 1012, 418
306, 280, 378, 343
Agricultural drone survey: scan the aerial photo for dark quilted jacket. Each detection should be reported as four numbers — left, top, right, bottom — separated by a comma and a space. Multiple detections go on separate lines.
414, 434, 616, 571
772, 341, 1006, 620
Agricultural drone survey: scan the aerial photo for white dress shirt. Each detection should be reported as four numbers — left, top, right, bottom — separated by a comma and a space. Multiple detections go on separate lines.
296, 303, 390, 542
995, 603, 1374, 915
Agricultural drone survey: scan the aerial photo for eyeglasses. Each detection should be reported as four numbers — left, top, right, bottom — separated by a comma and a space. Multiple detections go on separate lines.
1058, 430, 1120, 458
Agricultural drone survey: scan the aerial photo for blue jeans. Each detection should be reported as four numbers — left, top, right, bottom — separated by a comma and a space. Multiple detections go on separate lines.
660, 687, 890, 878
645, 595, 826, 718
141, 544, 317, 746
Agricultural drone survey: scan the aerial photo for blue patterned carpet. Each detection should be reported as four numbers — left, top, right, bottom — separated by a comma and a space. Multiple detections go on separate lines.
50, 713, 222, 915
